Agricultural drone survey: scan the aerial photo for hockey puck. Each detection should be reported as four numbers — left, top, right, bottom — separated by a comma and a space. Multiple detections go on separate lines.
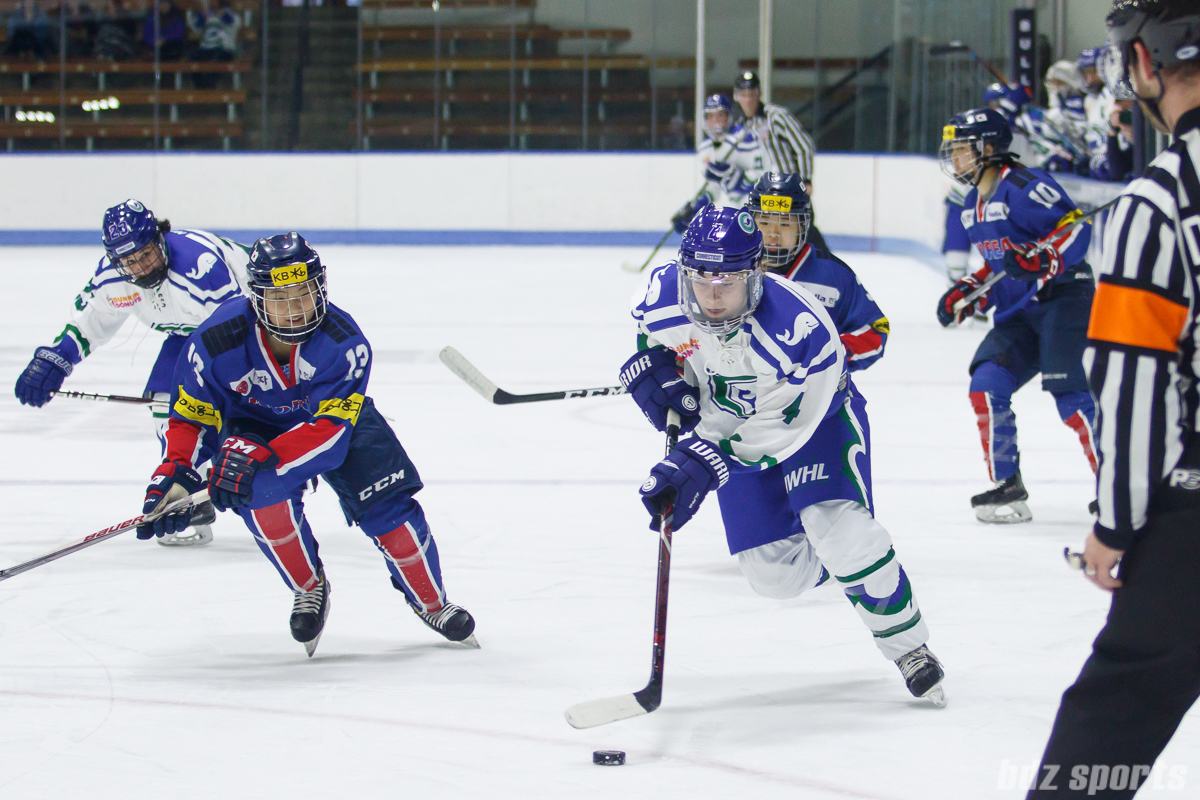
593, 750, 626, 766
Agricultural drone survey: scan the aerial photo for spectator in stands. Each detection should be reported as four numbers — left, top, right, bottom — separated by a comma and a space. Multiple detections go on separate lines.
188, 0, 239, 88
5, 0, 55, 61
64, 0, 100, 58
142, 0, 185, 61
93, 0, 138, 61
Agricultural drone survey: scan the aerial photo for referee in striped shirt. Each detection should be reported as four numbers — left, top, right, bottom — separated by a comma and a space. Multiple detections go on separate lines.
1027, 2, 1200, 795
733, 71, 829, 253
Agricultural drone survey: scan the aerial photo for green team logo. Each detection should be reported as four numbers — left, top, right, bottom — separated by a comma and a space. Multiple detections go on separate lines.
710, 374, 756, 418
737, 211, 756, 234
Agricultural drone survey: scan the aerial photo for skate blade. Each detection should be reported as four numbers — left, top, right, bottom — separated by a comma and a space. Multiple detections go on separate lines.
974, 501, 1031, 524
303, 630, 324, 658
452, 633, 480, 649
157, 525, 214, 547
922, 683, 947, 708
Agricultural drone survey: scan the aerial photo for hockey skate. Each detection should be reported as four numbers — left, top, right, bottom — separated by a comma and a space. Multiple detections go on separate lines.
971, 472, 1031, 524
895, 644, 946, 707
290, 573, 331, 657
157, 500, 215, 546
408, 597, 479, 648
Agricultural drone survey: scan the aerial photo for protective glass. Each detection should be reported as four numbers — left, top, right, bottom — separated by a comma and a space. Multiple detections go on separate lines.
114, 240, 168, 288
252, 276, 329, 344
704, 109, 730, 140
938, 138, 984, 186
752, 209, 812, 271
1099, 41, 1136, 100
679, 265, 763, 336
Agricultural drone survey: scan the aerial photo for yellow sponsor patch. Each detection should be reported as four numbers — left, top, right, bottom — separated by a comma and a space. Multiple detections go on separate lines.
759, 194, 793, 212
270, 263, 309, 287
872, 317, 890, 335
174, 387, 222, 429
942, 125, 957, 141
315, 393, 365, 425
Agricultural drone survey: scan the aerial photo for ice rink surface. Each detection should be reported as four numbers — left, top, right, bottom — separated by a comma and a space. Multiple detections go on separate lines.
0, 245, 1195, 799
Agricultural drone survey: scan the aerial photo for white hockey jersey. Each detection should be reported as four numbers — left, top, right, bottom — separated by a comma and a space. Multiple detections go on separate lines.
697, 124, 774, 208
632, 262, 845, 469
52, 229, 250, 363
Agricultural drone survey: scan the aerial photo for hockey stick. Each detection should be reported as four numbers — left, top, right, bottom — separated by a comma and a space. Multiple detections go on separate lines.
51, 390, 157, 406
621, 138, 741, 274
929, 41, 1088, 159
0, 489, 209, 584
438, 346, 626, 405
565, 410, 681, 729
951, 197, 1121, 315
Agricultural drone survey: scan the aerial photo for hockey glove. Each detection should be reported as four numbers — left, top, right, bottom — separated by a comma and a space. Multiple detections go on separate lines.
619, 347, 700, 433
1003, 242, 1061, 283
209, 433, 280, 511
671, 196, 710, 234
703, 160, 748, 195
138, 460, 205, 539
937, 271, 993, 327
15, 347, 73, 407
640, 437, 730, 532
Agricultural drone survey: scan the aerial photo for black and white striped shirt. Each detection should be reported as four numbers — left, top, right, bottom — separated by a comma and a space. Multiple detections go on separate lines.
740, 103, 816, 184
1085, 106, 1200, 550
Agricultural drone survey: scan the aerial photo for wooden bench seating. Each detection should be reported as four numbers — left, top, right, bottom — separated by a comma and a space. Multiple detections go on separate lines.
359, 56, 699, 74
0, 59, 252, 76
353, 118, 680, 138
359, 86, 692, 105
0, 89, 246, 107
363, 25, 630, 43
360, 0, 535, 8
0, 119, 241, 138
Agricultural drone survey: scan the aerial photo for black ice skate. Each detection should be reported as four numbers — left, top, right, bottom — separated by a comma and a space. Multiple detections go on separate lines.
895, 644, 946, 707
406, 596, 478, 648
290, 573, 331, 657
971, 471, 1031, 524
157, 499, 215, 547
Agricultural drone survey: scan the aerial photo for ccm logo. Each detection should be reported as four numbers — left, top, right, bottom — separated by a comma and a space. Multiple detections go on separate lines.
359, 470, 406, 501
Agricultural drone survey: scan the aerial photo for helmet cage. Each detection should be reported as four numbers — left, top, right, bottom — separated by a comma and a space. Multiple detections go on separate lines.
939, 137, 1002, 186
678, 264, 764, 337
250, 272, 329, 345
751, 207, 812, 271
112, 236, 169, 289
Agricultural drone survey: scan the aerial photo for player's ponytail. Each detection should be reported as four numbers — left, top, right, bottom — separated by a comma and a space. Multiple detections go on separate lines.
157, 219, 171, 234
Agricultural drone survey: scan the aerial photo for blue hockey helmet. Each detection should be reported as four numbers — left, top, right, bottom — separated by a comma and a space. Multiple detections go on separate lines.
745, 172, 813, 272
246, 232, 328, 344
678, 205, 764, 335
1078, 46, 1101, 70
939, 108, 1013, 186
102, 199, 170, 288
703, 93, 734, 139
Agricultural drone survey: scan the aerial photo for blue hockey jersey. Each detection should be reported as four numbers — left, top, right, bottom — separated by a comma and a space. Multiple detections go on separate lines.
779, 243, 889, 371
960, 165, 1092, 317
164, 298, 373, 501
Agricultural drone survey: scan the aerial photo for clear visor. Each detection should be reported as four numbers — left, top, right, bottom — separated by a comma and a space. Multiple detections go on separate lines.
752, 209, 812, 271
938, 139, 985, 186
114, 240, 167, 288
252, 276, 328, 344
704, 109, 730, 139
1098, 41, 1136, 100
679, 265, 762, 335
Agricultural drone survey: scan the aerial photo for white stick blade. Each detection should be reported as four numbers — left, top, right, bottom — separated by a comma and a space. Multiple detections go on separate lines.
438, 347, 499, 403
564, 693, 647, 729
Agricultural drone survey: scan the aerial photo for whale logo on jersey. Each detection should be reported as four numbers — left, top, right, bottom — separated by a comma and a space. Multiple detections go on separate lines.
778, 312, 820, 346
645, 265, 669, 306
187, 252, 218, 281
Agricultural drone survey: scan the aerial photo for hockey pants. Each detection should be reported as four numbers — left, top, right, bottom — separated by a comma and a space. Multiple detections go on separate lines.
737, 499, 928, 661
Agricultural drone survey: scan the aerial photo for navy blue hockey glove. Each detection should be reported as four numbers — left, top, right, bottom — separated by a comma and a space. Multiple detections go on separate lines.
137, 461, 205, 539
703, 161, 750, 196
640, 437, 730, 532
14, 347, 73, 407
209, 433, 280, 511
619, 347, 700, 433
671, 196, 710, 234
937, 272, 993, 327
1003, 243, 1061, 283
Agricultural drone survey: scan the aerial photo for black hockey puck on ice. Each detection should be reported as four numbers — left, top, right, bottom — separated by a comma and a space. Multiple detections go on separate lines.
593, 750, 626, 766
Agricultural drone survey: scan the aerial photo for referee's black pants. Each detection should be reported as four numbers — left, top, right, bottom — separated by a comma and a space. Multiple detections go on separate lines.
1026, 507, 1200, 798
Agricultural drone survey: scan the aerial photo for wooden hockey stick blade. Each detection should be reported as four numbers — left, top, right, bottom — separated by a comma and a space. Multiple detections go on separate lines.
438, 346, 499, 403
565, 692, 651, 729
